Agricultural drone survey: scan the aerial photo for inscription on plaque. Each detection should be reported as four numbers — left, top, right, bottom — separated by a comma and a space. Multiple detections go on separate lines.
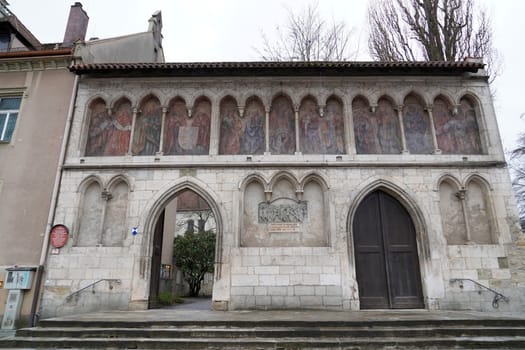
268, 223, 301, 232
258, 201, 307, 223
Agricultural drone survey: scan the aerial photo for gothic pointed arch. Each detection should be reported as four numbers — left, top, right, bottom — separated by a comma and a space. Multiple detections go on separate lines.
269, 94, 295, 154
438, 175, 468, 244
140, 177, 224, 279
76, 177, 104, 246
132, 95, 162, 156
84, 97, 110, 156
219, 96, 243, 155
403, 93, 433, 154
464, 175, 495, 244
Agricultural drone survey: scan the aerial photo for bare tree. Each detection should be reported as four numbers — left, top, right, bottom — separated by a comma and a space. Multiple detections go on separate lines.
368, 0, 499, 81
509, 130, 525, 230
258, 3, 355, 61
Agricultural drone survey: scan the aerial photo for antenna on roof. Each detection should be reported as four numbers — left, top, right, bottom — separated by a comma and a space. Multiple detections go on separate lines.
0, 0, 13, 18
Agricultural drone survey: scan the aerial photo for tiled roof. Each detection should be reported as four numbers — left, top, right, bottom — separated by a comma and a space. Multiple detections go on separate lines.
69, 60, 485, 77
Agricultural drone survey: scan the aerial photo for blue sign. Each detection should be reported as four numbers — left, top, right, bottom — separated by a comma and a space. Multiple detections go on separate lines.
132, 227, 138, 236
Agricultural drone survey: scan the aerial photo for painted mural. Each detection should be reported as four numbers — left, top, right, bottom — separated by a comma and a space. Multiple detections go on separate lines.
85, 98, 132, 157
433, 97, 482, 154
85, 99, 111, 156
269, 95, 295, 154
105, 99, 132, 156
403, 95, 433, 154
132, 96, 162, 155
219, 97, 265, 155
354, 97, 402, 155
241, 97, 265, 154
433, 97, 457, 154
164, 97, 211, 155
299, 97, 345, 154
456, 97, 482, 154
376, 98, 401, 154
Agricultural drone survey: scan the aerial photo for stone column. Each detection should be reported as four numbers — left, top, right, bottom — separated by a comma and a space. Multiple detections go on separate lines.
294, 104, 301, 154
158, 106, 168, 155
456, 189, 472, 243
345, 100, 356, 155
209, 101, 220, 155
426, 105, 441, 154
128, 107, 138, 155
397, 105, 409, 153
265, 107, 270, 154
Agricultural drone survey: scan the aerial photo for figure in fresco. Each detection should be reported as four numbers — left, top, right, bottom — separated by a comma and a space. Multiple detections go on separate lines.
132, 98, 162, 155
375, 99, 401, 154
191, 100, 211, 155
219, 99, 243, 154
353, 98, 379, 154
456, 98, 482, 154
270, 96, 295, 154
403, 98, 433, 154
105, 101, 132, 156
324, 99, 345, 154
163, 99, 188, 155
433, 98, 457, 154
300, 99, 322, 154
85, 101, 111, 156
241, 100, 265, 154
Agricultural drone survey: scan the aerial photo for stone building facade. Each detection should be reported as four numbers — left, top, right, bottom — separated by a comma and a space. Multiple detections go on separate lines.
39, 61, 525, 317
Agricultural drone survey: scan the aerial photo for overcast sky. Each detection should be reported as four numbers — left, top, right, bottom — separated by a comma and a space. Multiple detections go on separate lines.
8, 0, 524, 150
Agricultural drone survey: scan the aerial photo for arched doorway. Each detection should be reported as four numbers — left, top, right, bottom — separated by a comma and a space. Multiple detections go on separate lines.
353, 190, 424, 309
148, 189, 217, 309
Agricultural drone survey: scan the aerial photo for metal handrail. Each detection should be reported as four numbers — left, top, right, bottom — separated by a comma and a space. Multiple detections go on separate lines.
65, 279, 121, 303
450, 278, 509, 308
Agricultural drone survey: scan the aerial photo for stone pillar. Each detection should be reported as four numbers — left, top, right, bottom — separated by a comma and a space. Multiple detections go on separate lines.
128, 107, 138, 155
265, 107, 270, 154
294, 104, 301, 154
158, 106, 168, 155
209, 101, 220, 155
426, 105, 441, 154
397, 105, 409, 153
456, 189, 472, 242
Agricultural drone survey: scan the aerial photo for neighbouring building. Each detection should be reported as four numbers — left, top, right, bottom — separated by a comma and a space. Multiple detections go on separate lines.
0, 1, 164, 327
38, 59, 525, 317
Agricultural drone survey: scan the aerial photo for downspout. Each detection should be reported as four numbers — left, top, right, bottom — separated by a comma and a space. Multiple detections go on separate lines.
29, 73, 80, 327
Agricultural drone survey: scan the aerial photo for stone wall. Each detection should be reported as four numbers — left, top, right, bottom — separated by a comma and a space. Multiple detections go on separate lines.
38, 75, 524, 317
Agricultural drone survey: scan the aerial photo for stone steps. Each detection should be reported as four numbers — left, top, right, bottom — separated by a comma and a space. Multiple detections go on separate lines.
2, 316, 525, 349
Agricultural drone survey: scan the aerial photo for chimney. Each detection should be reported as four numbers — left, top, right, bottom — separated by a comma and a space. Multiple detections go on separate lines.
62, 2, 89, 47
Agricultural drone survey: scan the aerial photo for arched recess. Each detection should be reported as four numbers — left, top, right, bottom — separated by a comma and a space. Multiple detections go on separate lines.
464, 175, 496, 244
402, 93, 433, 154
299, 95, 323, 154
76, 176, 105, 247
376, 96, 402, 154
139, 177, 225, 295
348, 180, 429, 309
190, 96, 212, 155
456, 95, 484, 154
437, 175, 468, 244
164, 96, 188, 155
352, 95, 378, 154
269, 94, 295, 154
84, 97, 109, 156
106, 97, 133, 156
324, 95, 346, 154
102, 179, 129, 247
241, 96, 266, 154
219, 96, 242, 155
132, 95, 162, 156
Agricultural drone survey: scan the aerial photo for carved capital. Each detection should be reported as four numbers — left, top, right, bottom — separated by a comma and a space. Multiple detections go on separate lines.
455, 189, 466, 200
101, 189, 113, 201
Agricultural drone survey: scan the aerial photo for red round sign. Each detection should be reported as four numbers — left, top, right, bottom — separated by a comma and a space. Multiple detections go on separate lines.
50, 225, 69, 248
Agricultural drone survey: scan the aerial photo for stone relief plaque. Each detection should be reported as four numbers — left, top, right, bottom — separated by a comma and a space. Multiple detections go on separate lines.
258, 201, 308, 223
268, 223, 301, 233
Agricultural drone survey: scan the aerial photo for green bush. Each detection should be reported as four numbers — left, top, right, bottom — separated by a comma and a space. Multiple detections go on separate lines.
157, 292, 175, 306
173, 230, 216, 297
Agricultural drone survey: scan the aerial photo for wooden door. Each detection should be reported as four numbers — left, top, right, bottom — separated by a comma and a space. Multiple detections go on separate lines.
148, 210, 165, 308
353, 191, 424, 309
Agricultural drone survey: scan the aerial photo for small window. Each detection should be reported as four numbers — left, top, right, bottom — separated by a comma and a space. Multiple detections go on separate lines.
0, 33, 10, 52
0, 97, 22, 143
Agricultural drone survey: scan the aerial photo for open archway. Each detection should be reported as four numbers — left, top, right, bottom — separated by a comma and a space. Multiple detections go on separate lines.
147, 188, 219, 309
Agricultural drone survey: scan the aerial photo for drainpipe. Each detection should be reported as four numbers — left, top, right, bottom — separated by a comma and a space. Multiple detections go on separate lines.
29, 73, 80, 327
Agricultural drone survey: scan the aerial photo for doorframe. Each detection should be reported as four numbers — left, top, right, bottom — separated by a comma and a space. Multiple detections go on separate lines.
347, 179, 431, 309
137, 177, 225, 305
